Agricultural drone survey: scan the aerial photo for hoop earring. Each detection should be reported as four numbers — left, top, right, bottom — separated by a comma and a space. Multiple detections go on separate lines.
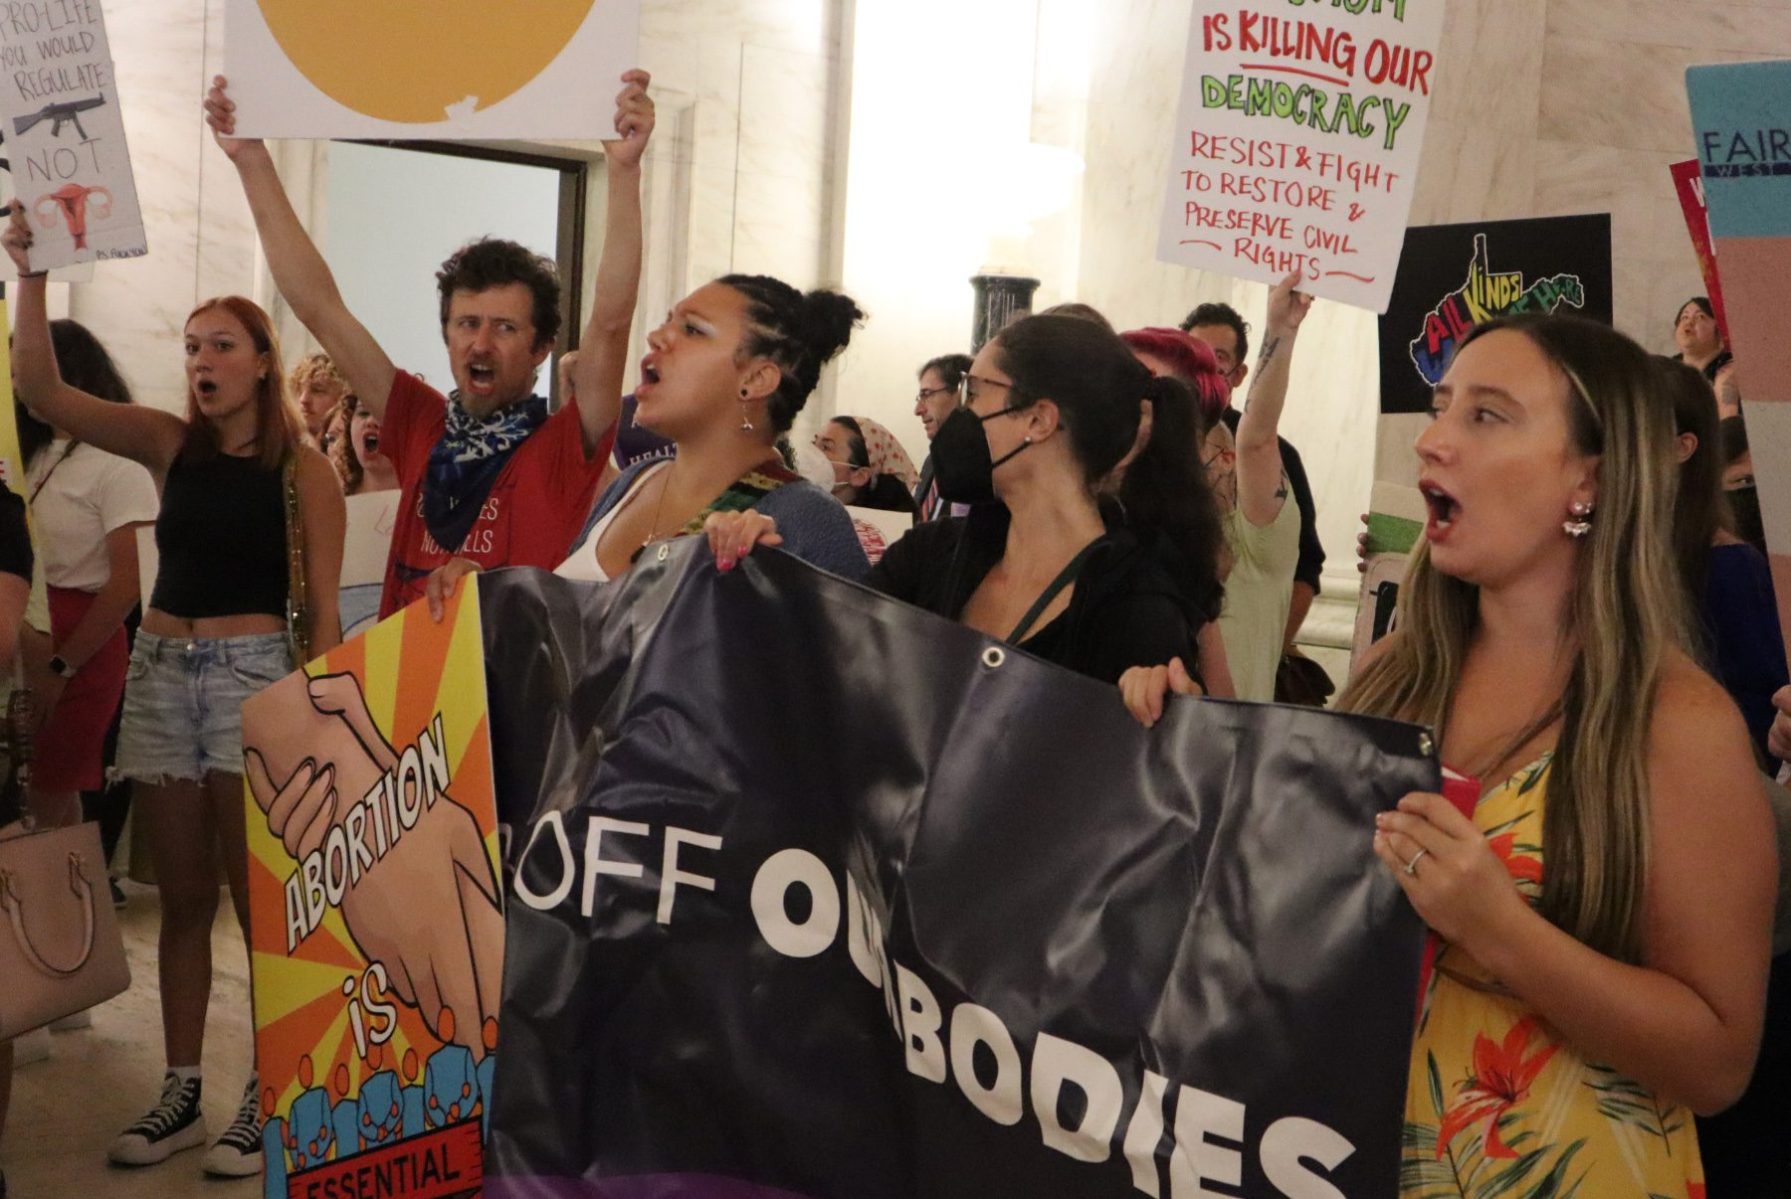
1563, 501, 1593, 538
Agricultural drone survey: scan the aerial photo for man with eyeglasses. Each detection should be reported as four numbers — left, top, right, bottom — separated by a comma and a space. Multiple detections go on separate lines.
910, 352, 972, 521
1181, 302, 1326, 655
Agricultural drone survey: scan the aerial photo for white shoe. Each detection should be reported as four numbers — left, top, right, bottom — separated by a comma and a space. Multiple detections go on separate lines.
11, 1027, 50, 1065
48, 1009, 92, 1031
109, 1073, 207, 1166
201, 1075, 264, 1178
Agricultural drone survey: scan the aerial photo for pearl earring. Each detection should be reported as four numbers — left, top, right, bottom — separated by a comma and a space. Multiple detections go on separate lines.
1563, 501, 1593, 538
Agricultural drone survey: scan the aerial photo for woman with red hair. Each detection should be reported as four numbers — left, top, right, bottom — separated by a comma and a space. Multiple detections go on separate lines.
4, 211, 346, 1178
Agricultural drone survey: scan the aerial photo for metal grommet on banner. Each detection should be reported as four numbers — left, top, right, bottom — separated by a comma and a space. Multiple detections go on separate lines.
980, 646, 1005, 670
656, 544, 671, 563
1417, 732, 1434, 758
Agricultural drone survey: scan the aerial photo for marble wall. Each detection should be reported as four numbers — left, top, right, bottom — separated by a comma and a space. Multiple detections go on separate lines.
1075, 0, 1791, 648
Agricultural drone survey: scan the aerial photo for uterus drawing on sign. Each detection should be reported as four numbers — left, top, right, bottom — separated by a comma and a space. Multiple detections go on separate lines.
35, 184, 111, 250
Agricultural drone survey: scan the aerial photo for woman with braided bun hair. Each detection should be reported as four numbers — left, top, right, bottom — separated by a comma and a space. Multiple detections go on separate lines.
549, 274, 870, 584
710, 312, 1224, 688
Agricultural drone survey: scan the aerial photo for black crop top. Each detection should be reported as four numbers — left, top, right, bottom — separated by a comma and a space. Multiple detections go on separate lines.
149, 453, 288, 620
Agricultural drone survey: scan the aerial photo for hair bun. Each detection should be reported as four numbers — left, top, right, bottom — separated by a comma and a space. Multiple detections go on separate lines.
796, 289, 865, 376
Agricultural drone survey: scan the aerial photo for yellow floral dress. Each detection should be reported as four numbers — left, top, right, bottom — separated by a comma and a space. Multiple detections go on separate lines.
1404, 754, 1706, 1198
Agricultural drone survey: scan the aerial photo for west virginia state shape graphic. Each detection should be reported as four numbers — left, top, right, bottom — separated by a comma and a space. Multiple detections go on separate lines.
256, 1, 594, 123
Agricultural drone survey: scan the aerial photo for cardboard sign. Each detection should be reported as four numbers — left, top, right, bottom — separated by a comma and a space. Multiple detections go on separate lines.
1378, 215, 1613, 416
0, 0, 146, 267
1669, 159, 1730, 343
1157, 0, 1446, 313
223, 0, 641, 139
243, 585, 501, 1199
1688, 59, 1791, 668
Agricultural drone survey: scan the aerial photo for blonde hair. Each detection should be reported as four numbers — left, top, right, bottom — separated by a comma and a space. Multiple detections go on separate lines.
288, 351, 346, 401
182, 296, 304, 470
1338, 315, 1687, 963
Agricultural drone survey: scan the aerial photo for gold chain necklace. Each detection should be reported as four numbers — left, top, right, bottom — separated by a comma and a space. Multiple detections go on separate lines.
641, 463, 677, 547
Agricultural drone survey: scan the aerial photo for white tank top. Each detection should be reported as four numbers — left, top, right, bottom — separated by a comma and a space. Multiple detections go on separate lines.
555, 461, 671, 583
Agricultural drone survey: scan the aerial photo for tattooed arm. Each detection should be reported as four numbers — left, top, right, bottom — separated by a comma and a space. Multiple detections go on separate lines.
1234, 272, 1314, 529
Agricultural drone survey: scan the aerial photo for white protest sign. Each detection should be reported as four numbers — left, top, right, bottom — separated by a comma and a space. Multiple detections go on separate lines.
1157, 0, 1444, 313
223, 0, 641, 139
0, 0, 145, 269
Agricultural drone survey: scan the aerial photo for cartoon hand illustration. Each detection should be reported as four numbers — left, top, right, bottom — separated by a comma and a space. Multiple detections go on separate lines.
245, 671, 503, 1060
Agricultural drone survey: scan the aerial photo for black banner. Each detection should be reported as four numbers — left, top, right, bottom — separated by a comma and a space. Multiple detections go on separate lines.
1379, 214, 1614, 414
478, 545, 1438, 1198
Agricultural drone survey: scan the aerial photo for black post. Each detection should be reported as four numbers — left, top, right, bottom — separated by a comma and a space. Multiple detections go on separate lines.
970, 274, 1041, 352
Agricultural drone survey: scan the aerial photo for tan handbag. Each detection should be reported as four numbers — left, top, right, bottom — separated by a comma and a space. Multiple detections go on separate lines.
0, 818, 131, 1038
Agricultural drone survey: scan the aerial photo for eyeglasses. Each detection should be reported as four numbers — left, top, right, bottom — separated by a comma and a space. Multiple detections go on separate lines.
957, 373, 1014, 409
915, 386, 954, 404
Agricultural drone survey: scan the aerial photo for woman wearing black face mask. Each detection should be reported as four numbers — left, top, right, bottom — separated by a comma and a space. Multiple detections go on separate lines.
708, 314, 1224, 687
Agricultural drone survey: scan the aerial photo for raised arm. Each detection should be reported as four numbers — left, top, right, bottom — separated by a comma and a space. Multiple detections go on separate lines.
2, 207, 185, 473
204, 77, 397, 420
1233, 272, 1313, 529
569, 71, 655, 456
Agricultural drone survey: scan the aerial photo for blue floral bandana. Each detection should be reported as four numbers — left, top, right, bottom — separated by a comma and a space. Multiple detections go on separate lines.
423, 392, 550, 553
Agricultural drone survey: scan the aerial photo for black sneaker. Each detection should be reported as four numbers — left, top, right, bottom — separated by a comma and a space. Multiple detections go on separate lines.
201, 1075, 264, 1178
109, 1072, 206, 1166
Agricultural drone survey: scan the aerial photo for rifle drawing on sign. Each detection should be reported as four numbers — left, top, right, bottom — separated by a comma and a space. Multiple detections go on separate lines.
13, 95, 107, 141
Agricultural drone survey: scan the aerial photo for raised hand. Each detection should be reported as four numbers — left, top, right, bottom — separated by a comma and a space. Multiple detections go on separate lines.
203, 75, 264, 162
3, 200, 35, 274
1265, 270, 1315, 335
603, 69, 655, 171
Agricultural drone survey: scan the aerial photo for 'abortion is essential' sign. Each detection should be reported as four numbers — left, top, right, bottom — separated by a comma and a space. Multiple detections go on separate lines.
1159, 0, 1445, 313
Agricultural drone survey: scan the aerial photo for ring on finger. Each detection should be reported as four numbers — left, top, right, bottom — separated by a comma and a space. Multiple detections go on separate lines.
1403, 848, 1429, 876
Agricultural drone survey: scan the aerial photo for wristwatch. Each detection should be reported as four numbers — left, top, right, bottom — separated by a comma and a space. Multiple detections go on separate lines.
48, 655, 76, 679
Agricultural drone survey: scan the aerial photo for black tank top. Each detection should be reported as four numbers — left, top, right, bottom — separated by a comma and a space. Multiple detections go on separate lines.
149, 453, 288, 620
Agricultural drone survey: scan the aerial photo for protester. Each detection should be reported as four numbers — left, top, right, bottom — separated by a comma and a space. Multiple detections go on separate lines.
14, 321, 158, 840
816, 416, 918, 513
5, 210, 348, 1177
1035, 301, 1116, 332
327, 392, 399, 497
287, 352, 346, 449
1182, 299, 1327, 659
1340, 314, 1771, 1195
1114, 325, 1235, 699
1719, 415, 1765, 553
816, 416, 918, 566
1132, 277, 1313, 703
711, 313, 1223, 687
911, 352, 971, 521
544, 277, 869, 593
0, 477, 35, 1199
1658, 359, 1787, 767
206, 71, 653, 617
1673, 296, 1732, 386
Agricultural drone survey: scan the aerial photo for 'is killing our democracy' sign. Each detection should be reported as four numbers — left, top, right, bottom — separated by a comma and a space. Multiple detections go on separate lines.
1158, 0, 1444, 313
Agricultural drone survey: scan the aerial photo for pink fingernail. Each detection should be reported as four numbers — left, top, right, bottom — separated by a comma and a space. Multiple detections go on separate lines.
718, 556, 734, 572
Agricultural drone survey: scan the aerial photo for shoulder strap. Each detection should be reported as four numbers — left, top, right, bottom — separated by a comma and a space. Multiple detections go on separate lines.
1007, 537, 1104, 644
283, 455, 309, 664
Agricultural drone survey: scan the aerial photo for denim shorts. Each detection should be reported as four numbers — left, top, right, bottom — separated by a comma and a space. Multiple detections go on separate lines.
114, 631, 295, 784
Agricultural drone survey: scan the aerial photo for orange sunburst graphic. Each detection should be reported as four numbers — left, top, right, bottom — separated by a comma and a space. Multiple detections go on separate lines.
243, 587, 500, 1153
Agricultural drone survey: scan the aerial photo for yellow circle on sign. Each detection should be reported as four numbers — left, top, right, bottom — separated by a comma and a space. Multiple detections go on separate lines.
257, 1, 595, 124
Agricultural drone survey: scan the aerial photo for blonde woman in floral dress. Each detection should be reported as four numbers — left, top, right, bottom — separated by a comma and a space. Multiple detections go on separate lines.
1340, 315, 1774, 1197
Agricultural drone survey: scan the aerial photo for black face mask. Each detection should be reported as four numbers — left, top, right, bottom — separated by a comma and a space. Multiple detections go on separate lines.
930, 404, 1032, 505
1727, 484, 1766, 554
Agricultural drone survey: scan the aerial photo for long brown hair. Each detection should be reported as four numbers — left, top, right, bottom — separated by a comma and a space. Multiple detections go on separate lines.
1338, 315, 1686, 963
1655, 357, 1728, 630
182, 296, 303, 470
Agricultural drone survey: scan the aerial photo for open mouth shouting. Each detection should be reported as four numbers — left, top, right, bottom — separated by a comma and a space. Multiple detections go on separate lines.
1420, 479, 1460, 542
465, 360, 498, 395
637, 356, 662, 397
194, 378, 219, 400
